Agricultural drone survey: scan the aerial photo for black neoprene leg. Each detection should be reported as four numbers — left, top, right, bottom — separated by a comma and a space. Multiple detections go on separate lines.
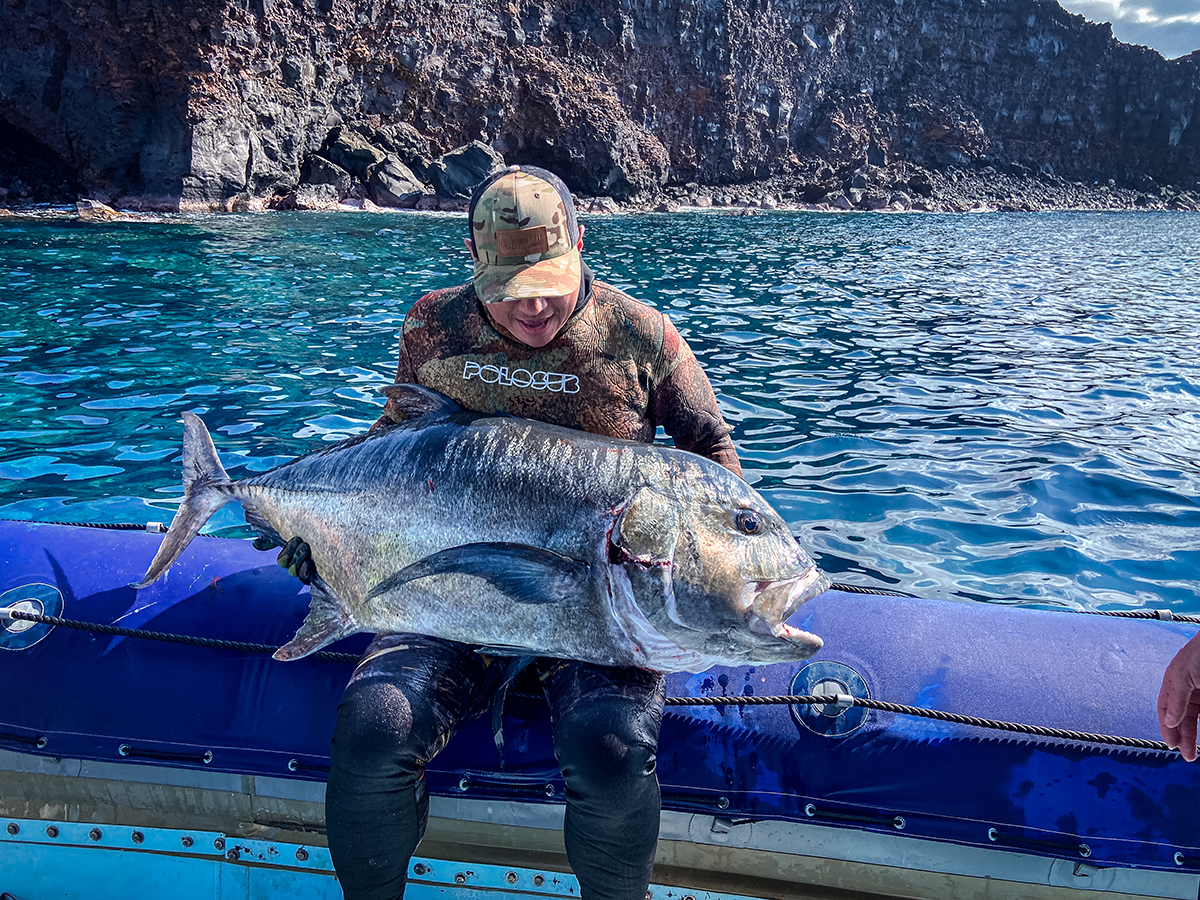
325, 634, 502, 900
543, 660, 666, 900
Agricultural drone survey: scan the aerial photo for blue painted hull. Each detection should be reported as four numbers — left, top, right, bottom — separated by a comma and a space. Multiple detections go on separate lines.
1, 519, 1198, 897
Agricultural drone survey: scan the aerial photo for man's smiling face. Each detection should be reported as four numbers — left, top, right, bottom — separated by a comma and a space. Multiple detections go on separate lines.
484, 290, 580, 348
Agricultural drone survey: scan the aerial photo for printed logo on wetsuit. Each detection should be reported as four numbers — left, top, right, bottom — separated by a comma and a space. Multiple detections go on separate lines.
462, 360, 580, 394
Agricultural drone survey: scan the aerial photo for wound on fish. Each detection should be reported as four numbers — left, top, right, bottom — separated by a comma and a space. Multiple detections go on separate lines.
607, 541, 670, 569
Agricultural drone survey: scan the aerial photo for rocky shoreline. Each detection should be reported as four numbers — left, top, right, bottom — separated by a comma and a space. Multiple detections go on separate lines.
4, 126, 1198, 219
4, 0, 1198, 221
635, 165, 1200, 213
7, 180, 1199, 220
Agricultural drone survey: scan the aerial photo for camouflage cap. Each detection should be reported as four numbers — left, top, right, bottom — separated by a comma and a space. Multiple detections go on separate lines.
469, 165, 581, 304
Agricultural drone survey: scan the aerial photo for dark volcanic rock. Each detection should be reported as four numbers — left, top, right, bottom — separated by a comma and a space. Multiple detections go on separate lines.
367, 157, 425, 207
428, 141, 505, 200
301, 156, 354, 198
322, 129, 388, 182
293, 183, 342, 210
0, 0, 1196, 209
367, 122, 432, 181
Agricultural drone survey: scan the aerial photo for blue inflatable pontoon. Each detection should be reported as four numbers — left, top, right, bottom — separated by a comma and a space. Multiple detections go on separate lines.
1, 519, 1198, 900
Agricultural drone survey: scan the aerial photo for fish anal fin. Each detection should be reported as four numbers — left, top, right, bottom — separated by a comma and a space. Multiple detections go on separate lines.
274, 576, 358, 661
476, 644, 538, 658
243, 504, 283, 548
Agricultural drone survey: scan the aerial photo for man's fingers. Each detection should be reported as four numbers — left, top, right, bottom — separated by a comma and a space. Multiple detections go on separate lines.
1177, 704, 1200, 762
1159, 675, 1185, 730
276, 536, 305, 569
1157, 635, 1200, 761
275, 536, 314, 585
1162, 726, 1181, 752
1158, 681, 1200, 761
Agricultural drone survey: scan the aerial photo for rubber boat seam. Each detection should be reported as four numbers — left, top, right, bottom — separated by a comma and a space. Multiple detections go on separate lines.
6, 519, 1198, 620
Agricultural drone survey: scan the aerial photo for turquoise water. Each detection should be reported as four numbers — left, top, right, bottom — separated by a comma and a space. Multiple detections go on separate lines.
1, 210, 1198, 613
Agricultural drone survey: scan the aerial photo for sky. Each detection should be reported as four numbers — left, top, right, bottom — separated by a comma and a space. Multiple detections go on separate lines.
1057, 0, 1200, 58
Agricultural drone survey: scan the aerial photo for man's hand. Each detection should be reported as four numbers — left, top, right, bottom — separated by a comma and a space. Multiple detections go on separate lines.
254, 534, 317, 585
1158, 631, 1200, 762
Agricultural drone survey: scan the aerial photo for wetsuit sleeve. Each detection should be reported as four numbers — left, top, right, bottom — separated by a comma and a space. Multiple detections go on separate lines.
370, 329, 420, 432
650, 317, 742, 476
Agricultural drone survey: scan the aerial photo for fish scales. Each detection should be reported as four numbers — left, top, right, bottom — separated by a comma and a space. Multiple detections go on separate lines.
134, 385, 828, 673
248, 420, 629, 655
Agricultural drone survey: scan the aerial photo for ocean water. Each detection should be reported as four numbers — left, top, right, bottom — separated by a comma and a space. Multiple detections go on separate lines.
0, 209, 1197, 614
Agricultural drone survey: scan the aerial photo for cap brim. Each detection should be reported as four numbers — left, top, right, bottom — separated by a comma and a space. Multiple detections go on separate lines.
475, 248, 582, 304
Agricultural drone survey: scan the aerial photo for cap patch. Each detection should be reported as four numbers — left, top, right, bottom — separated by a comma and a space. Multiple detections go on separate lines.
496, 225, 551, 258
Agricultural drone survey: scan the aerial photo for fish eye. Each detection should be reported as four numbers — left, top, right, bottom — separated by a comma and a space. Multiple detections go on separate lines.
734, 509, 765, 536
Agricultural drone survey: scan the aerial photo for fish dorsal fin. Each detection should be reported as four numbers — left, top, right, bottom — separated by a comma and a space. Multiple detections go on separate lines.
379, 384, 463, 423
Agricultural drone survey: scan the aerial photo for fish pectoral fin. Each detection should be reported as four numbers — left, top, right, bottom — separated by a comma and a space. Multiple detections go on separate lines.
367, 542, 590, 606
273, 575, 359, 661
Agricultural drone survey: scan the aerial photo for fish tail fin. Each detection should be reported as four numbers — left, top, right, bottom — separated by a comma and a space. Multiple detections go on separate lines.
273, 575, 359, 661
131, 413, 232, 589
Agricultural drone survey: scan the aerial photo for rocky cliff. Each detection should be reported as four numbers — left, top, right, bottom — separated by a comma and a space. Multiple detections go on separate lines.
1, 0, 1198, 209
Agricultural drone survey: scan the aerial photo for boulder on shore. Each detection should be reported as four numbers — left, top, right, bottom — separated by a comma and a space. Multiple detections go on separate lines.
367, 157, 425, 208
301, 157, 354, 200
428, 142, 506, 201
76, 199, 122, 221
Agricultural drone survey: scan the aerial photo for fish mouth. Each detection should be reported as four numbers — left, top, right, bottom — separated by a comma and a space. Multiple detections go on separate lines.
746, 565, 830, 653
786, 565, 831, 616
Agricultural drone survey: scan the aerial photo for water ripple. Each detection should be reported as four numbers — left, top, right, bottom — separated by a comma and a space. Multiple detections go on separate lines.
0, 210, 1197, 613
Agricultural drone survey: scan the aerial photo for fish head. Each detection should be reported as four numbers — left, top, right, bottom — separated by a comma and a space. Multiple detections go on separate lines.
611, 475, 828, 668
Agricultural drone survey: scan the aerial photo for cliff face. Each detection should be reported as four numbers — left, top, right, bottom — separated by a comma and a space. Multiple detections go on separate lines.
1, 0, 1197, 208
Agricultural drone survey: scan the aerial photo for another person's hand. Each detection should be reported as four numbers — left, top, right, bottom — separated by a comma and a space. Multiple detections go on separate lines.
1158, 631, 1200, 762
255, 534, 316, 585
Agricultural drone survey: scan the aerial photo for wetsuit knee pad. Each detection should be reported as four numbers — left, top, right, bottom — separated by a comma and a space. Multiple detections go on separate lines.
554, 696, 661, 789
331, 676, 424, 777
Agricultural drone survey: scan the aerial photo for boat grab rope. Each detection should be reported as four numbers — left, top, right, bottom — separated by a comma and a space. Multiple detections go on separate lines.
0, 607, 361, 664
663, 693, 1175, 752
1, 604, 1180, 754
829, 580, 1200, 623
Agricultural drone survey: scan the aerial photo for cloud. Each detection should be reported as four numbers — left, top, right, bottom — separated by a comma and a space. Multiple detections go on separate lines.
1059, 0, 1200, 58
1145, 0, 1200, 15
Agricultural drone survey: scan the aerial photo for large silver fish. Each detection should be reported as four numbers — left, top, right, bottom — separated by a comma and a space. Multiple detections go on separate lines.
135, 385, 828, 673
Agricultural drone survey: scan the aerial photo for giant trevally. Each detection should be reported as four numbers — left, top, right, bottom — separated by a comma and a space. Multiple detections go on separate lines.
134, 385, 828, 673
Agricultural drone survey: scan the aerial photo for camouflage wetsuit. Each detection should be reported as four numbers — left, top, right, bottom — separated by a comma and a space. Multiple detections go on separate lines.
325, 264, 741, 900
375, 264, 740, 472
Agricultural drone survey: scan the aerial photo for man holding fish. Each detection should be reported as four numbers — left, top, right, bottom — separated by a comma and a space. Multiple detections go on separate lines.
133, 165, 827, 897
263, 166, 820, 900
